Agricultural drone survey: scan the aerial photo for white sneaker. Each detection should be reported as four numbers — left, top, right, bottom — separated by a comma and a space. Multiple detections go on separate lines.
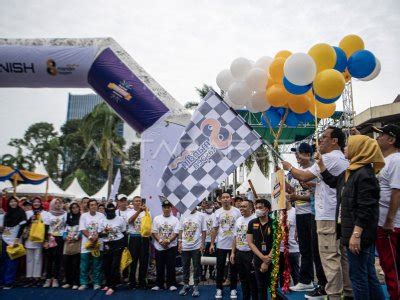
151, 286, 161, 291
215, 289, 223, 299
169, 285, 177, 291
78, 284, 87, 290
52, 279, 59, 288
230, 289, 238, 299
72, 285, 79, 290
62, 284, 71, 289
43, 279, 52, 288
290, 282, 315, 292
93, 284, 101, 290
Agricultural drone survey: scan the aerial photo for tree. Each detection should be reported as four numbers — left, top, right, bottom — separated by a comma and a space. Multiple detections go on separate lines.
119, 142, 140, 195
244, 145, 272, 178
195, 84, 213, 99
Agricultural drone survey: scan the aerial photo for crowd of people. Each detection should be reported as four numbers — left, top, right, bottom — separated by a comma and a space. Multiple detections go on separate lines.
0, 124, 399, 300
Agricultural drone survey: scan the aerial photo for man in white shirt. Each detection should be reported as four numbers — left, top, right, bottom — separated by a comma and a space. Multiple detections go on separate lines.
178, 208, 206, 297
201, 200, 216, 281
282, 127, 353, 300
210, 192, 241, 299
230, 199, 257, 300
151, 199, 179, 291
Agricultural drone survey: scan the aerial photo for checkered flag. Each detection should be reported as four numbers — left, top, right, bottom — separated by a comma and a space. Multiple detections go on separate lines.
158, 90, 262, 214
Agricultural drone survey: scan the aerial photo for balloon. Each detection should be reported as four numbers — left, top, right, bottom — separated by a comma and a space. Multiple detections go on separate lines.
315, 93, 340, 104
267, 76, 275, 89
313, 69, 345, 99
224, 93, 244, 110
360, 57, 381, 81
247, 90, 271, 112
269, 58, 286, 83
287, 93, 311, 114
230, 57, 253, 79
216, 69, 235, 91
347, 50, 376, 79
245, 68, 268, 91
275, 50, 292, 60
309, 98, 336, 119
308, 43, 337, 73
263, 107, 282, 128
266, 84, 290, 107
296, 111, 314, 124
227, 81, 252, 105
255, 56, 274, 72
285, 110, 299, 127
343, 69, 351, 82
333, 46, 347, 73
283, 77, 312, 95
283, 52, 317, 86
339, 34, 365, 58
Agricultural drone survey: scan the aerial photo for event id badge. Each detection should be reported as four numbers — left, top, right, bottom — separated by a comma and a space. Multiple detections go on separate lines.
261, 242, 267, 252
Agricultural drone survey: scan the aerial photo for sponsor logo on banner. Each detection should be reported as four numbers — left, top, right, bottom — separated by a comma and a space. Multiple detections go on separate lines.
46, 59, 80, 76
271, 169, 286, 211
168, 118, 233, 171
107, 81, 133, 101
0, 62, 35, 73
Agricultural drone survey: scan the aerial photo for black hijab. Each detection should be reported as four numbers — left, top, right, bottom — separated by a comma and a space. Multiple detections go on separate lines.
66, 202, 81, 226
105, 203, 116, 220
4, 197, 27, 227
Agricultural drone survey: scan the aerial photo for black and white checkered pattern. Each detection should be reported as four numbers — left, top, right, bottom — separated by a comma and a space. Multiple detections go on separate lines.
158, 91, 262, 214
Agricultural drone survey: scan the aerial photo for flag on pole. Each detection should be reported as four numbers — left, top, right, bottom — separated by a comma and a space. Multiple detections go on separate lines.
158, 91, 262, 214
109, 169, 121, 201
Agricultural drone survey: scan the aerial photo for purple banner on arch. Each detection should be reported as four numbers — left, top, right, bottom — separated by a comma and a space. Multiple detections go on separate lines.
88, 48, 169, 133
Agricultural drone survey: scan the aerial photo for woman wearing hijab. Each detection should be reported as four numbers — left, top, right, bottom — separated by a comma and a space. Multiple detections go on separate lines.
43, 198, 67, 288
0, 196, 27, 289
315, 135, 385, 300
98, 202, 127, 296
25, 197, 50, 288
62, 202, 81, 289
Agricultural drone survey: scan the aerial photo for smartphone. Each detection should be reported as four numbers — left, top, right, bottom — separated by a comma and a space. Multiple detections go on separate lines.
142, 198, 146, 204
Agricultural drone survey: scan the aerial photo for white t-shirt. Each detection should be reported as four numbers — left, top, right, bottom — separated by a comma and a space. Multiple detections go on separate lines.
213, 206, 241, 250
288, 165, 312, 215
203, 212, 216, 243
151, 214, 179, 251
0, 213, 4, 239
25, 210, 51, 249
98, 216, 126, 242
179, 211, 206, 251
125, 209, 149, 235
280, 208, 299, 253
0, 215, 27, 246
48, 212, 67, 236
309, 150, 349, 221
79, 212, 106, 253
234, 214, 256, 251
377, 153, 400, 227
116, 208, 134, 231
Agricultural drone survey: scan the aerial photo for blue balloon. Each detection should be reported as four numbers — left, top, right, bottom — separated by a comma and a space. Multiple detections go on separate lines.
348, 50, 376, 79
296, 111, 314, 124
283, 77, 312, 95
262, 108, 281, 128
315, 94, 340, 104
285, 110, 299, 127
333, 46, 347, 72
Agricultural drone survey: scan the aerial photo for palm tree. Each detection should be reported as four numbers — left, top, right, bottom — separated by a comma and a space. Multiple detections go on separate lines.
244, 145, 272, 178
80, 103, 126, 198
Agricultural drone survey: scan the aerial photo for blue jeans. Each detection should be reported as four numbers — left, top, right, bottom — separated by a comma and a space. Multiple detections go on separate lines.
347, 244, 384, 300
1, 241, 19, 285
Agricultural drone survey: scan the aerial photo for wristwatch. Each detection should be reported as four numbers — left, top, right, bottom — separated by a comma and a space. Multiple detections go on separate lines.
288, 166, 293, 173
352, 231, 361, 238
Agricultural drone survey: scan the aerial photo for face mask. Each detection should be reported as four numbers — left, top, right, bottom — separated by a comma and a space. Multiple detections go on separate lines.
255, 209, 267, 217
105, 209, 116, 220
205, 208, 213, 214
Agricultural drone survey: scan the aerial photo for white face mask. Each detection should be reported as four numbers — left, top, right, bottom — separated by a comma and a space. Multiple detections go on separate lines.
205, 208, 213, 214
255, 209, 267, 217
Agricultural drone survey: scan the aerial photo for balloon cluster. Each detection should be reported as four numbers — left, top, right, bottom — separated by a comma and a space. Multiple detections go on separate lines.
216, 34, 380, 128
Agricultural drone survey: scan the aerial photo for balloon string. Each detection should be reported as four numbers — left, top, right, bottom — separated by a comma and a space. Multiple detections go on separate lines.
312, 92, 319, 149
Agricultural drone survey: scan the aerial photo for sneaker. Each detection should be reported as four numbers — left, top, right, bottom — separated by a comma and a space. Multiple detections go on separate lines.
78, 284, 87, 290
151, 286, 161, 291
43, 279, 52, 288
105, 288, 114, 296
230, 289, 238, 299
93, 284, 101, 290
290, 282, 315, 292
192, 286, 200, 297
3, 285, 12, 290
179, 285, 190, 296
102, 286, 109, 291
215, 289, 223, 299
72, 285, 79, 290
169, 285, 178, 291
305, 286, 327, 299
62, 284, 71, 289
52, 279, 59, 288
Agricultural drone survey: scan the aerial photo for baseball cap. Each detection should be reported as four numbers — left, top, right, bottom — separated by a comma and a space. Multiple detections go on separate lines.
290, 142, 313, 154
117, 194, 128, 201
161, 199, 172, 207
372, 124, 400, 147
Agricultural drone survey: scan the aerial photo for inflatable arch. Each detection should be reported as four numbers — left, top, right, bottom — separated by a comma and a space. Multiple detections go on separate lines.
0, 38, 191, 216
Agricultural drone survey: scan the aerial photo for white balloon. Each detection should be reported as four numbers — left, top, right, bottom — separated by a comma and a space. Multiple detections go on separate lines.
284, 52, 317, 86
245, 68, 268, 91
247, 90, 271, 113
230, 57, 253, 79
216, 69, 235, 91
255, 56, 274, 72
360, 57, 381, 81
228, 81, 252, 105
224, 93, 244, 110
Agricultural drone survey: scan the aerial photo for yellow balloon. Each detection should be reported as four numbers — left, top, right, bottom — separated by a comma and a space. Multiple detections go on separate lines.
266, 84, 289, 107
339, 34, 365, 58
287, 94, 311, 114
275, 50, 292, 60
313, 69, 345, 99
308, 43, 336, 73
267, 76, 275, 89
343, 68, 351, 83
309, 97, 336, 119
269, 58, 285, 83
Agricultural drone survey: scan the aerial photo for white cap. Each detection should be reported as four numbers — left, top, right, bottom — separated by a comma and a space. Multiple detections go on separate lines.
117, 194, 128, 201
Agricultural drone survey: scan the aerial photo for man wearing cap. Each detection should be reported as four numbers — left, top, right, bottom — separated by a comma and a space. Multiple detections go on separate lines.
151, 199, 179, 291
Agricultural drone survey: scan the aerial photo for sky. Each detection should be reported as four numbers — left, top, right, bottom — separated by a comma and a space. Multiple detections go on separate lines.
0, 0, 399, 156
